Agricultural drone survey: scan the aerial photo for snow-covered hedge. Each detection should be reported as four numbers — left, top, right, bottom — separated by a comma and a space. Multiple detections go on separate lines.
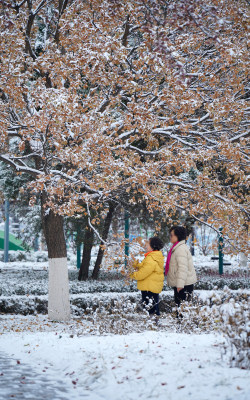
0, 291, 173, 315
0, 288, 248, 317
0, 250, 48, 262
220, 297, 250, 369
174, 288, 250, 369
0, 250, 77, 264
0, 266, 249, 298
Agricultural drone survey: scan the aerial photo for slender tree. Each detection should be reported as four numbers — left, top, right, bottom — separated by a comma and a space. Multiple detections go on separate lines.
78, 225, 95, 281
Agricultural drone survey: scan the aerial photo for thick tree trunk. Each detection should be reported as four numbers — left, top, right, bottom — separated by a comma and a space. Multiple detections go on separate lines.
78, 226, 94, 281
92, 203, 115, 279
41, 192, 70, 321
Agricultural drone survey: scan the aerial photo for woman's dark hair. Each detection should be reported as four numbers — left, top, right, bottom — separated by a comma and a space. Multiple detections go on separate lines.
170, 226, 187, 242
149, 236, 164, 251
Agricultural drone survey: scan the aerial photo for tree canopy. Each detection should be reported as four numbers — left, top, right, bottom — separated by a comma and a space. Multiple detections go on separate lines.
0, 0, 249, 253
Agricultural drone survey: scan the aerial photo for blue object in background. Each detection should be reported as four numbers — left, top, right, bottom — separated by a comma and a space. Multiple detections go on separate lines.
77, 244, 81, 269
4, 200, 9, 263
124, 210, 130, 268
218, 227, 224, 275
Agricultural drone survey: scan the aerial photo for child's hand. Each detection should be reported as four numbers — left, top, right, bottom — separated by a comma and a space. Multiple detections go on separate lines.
122, 259, 137, 283
128, 260, 137, 277
132, 259, 139, 270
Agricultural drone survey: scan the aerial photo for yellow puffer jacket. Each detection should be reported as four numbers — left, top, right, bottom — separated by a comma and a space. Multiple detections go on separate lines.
131, 251, 164, 294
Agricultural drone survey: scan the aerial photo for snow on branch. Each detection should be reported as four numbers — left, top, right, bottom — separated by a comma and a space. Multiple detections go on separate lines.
230, 131, 250, 143
85, 201, 117, 246
0, 154, 43, 177
32, 0, 50, 16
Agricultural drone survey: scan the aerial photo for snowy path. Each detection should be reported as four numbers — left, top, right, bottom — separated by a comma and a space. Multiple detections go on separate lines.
0, 352, 69, 400
0, 331, 249, 400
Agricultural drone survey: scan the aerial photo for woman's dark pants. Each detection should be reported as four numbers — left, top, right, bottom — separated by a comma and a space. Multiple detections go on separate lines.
174, 284, 194, 306
141, 291, 160, 315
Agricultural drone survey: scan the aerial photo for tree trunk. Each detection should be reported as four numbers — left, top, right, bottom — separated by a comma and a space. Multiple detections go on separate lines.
41, 192, 70, 321
92, 203, 115, 279
78, 226, 94, 281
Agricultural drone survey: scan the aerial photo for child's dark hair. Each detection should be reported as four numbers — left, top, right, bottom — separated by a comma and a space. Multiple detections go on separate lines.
169, 226, 187, 242
149, 236, 164, 251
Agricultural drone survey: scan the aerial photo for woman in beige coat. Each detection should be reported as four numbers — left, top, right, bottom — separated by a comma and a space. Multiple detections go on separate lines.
166, 226, 197, 306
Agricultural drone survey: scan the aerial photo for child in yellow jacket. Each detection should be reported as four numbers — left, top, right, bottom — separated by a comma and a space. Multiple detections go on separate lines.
130, 237, 164, 315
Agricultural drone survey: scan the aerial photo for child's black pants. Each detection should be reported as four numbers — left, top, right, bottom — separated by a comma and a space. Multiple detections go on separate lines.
141, 291, 160, 315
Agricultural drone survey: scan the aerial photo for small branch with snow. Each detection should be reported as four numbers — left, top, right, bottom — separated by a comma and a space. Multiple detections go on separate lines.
85, 201, 117, 246
0, 154, 43, 177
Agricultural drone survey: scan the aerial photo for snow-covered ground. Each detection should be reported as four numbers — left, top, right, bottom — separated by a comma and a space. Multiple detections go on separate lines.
0, 329, 249, 400
0, 252, 249, 399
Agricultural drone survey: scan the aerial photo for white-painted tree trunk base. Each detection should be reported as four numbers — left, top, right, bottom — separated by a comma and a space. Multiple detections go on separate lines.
239, 252, 248, 268
48, 257, 71, 321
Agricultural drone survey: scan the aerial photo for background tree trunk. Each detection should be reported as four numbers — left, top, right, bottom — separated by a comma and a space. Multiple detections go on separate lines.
41, 191, 70, 321
78, 226, 94, 281
92, 203, 115, 279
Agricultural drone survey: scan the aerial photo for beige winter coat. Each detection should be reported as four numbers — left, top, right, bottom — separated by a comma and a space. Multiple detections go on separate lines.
167, 240, 197, 288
